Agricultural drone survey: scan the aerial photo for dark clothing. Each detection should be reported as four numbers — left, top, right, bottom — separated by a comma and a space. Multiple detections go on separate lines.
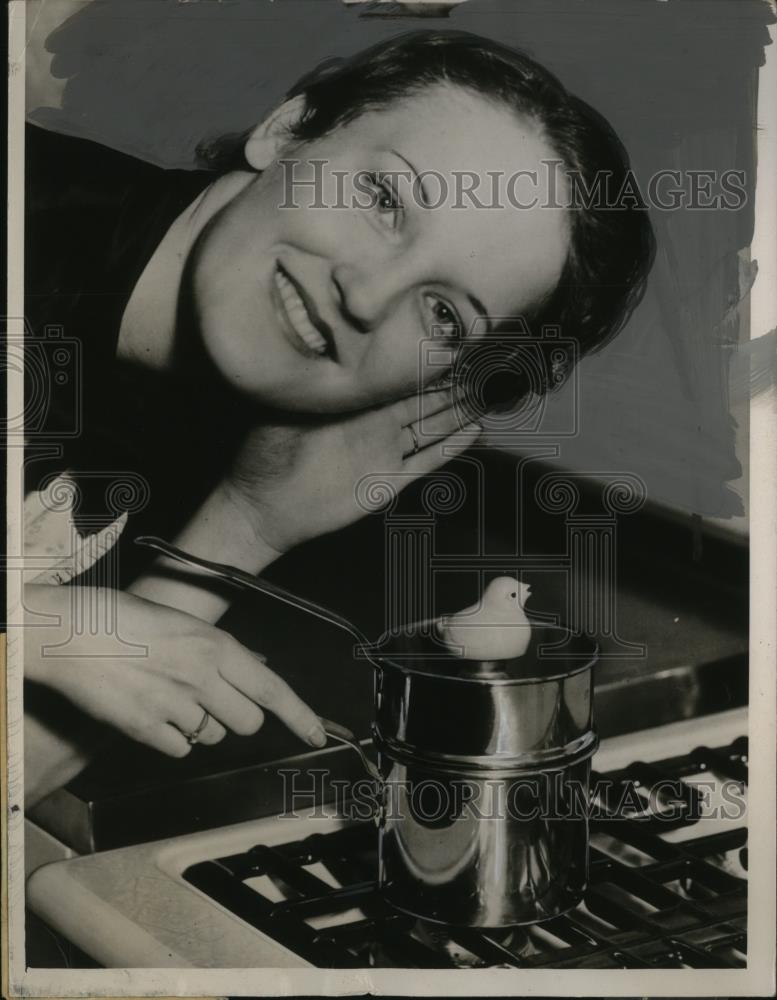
24, 124, 222, 581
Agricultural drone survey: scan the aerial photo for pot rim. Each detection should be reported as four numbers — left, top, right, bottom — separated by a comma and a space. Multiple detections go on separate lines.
372, 642, 599, 686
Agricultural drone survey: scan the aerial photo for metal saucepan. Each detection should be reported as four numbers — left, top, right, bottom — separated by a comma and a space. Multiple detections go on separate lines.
135, 536, 598, 927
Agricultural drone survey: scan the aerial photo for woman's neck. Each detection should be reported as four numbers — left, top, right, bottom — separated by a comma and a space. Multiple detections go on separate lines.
116, 170, 254, 371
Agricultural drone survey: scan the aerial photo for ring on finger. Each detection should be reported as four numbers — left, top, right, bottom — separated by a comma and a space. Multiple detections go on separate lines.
181, 708, 210, 746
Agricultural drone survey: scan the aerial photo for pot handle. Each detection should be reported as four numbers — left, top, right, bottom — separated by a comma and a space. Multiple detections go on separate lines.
320, 717, 381, 783
134, 536, 369, 646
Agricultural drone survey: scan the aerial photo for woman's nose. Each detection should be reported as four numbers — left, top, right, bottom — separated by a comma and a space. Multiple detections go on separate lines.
331, 262, 403, 333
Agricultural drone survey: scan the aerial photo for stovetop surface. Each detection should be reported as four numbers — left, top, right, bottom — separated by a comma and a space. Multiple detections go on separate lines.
182, 736, 748, 969
25, 708, 750, 970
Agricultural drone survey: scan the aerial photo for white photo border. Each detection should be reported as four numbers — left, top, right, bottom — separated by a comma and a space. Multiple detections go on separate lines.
4, 1, 775, 995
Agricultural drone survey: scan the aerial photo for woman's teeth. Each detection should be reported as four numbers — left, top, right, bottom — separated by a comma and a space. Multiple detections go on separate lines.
275, 268, 328, 356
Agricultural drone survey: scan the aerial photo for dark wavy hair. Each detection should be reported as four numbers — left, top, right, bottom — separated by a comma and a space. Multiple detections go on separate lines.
198, 30, 655, 407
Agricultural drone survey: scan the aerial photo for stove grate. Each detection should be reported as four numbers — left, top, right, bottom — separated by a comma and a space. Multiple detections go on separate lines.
183, 737, 747, 969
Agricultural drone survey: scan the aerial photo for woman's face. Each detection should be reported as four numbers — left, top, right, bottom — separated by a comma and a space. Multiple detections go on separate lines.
188, 84, 570, 413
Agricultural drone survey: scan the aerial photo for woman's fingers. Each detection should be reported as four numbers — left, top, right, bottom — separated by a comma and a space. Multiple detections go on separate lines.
393, 384, 482, 460
146, 723, 193, 759
392, 385, 465, 428
403, 421, 484, 475
200, 677, 266, 737
25, 584, 326, 765
218, 648, 326, 747
401, 405, 475, 457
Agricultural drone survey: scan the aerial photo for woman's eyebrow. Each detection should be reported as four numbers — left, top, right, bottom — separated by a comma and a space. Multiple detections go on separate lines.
390, 149, 430, 206
467, 294, 494, 333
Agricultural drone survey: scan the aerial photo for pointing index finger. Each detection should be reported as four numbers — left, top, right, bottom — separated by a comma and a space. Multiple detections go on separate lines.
220, 648, 326, 747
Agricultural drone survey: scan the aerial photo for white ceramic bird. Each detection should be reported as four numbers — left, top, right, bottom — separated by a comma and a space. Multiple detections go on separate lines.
437, 577, 533, 659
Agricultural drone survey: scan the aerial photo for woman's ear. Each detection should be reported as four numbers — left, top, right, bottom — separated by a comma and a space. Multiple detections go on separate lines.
244, 94, 308, 170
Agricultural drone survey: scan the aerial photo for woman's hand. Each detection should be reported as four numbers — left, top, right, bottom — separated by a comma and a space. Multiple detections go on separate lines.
226, 386, 482, 555
128, 385, 480, 626
24, 584, 326, 759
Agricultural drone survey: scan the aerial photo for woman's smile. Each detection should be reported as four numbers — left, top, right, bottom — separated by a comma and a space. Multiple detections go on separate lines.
272, 262, 337, 361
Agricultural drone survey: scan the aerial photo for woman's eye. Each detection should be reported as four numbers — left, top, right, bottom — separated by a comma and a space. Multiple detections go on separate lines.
366, 173, 403, 230
425, 295, 464, 341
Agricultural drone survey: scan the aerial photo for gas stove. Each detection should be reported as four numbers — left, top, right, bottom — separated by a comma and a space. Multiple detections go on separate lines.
26, 707, 747, 970
181, 736, 748, 969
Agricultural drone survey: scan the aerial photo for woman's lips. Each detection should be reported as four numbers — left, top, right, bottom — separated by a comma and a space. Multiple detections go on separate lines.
273, 264, 336, 360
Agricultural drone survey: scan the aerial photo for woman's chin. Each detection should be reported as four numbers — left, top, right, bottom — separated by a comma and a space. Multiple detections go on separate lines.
209, 366, 346, 415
